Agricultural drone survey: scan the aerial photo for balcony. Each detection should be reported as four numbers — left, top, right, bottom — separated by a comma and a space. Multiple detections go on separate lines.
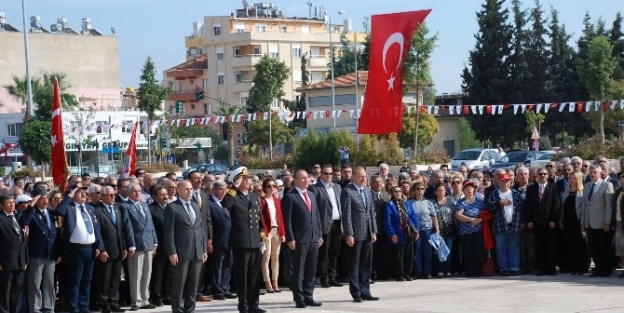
309, 55, 329, 68
230, 80, 253, 93
230, 54, 262, 69
168, 91, 198, 102
166, 69, 204, 80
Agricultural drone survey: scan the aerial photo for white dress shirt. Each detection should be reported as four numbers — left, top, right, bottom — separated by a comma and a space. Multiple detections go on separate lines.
321, 181, 340, 220
69, 202, 96, 245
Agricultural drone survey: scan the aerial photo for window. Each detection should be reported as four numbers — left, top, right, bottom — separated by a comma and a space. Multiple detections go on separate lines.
217, 74, 225, 85
234, 47, 242, 57
271, 98, 280, 109
269, 43, 279, 58
301, 25, 310, 34
240, 97, 249, 107
178, 82, 185, 92
292, 70, 302, 83
168, 81, 175, 91
235, 23, 245, 33
218, 98, 225, 108
122, 121, 134, 133
253, 46, 261, 55
7, 123, 23, 136
96, 121, 107, 134
204, 103, 210, 115
280, 26, 287, 33
202, 78, 209, 91
235, 73, 242, 84
254, 24, 266, 32
292, 45, 302, 58
213, 24, 221, 36
216, 47, 224, 60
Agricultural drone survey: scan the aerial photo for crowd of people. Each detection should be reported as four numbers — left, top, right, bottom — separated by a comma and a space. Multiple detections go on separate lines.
0, 154, 622, 313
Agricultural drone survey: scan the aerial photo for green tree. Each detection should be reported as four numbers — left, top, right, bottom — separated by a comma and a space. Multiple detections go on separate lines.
351, 135, 379, 166
170, 125, 220, 143
248, 117, 292, 149
137, 56, 170, 120
379, 133, 403, 165
578, 36, 618, 144
331, 35, 362, 78
398, 111, 439, 149
301, 53, 310, 87
213, 143, 229, 162
524, 0, 551, 102
19, 120, 51, 165
248, 55, 289, 112
404, 22, 438, 85
3, 76, 41, 119
359, 17, 371, 71
525, 111, 545, 134
508, 0, 529, 103
609, 11, 624, 79
282, 98, 306, 130
575, 11, 598, 100
293, 130, 353, 168
66, 108, 96, 167
585, 80, 624, 137
459, 118, 481, 150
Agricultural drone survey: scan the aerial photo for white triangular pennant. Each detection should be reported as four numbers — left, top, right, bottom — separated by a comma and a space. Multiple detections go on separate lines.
477, 105, 484, 115
434, 106, 439, 115
471, 106, 477, 115
536, 103, 543, 113
514, 105, 520, 115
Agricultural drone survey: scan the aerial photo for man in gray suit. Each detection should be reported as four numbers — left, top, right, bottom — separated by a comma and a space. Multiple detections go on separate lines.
580, 164, 615, 277
163, 181, 208, 313
340, 166, 379, 303
311, 164, 342, 288
121, 182, 158, 311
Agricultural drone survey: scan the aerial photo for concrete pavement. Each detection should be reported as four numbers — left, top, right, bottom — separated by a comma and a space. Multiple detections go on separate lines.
144, 274, 624, 313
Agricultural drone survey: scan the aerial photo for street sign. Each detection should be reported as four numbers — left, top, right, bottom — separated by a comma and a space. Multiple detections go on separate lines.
618, 120, 624, 128
102, 147, 119, 154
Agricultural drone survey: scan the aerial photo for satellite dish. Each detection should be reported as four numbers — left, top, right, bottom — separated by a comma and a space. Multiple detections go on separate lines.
111, 27, 116, 35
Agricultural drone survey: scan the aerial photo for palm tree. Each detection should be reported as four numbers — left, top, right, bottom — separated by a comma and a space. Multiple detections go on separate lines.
39, 72, 79, 109
215, 106, 244, 166
3, 75, 42, 120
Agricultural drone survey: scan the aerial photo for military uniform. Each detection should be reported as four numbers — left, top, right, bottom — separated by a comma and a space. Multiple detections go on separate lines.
223, 167, 265, 313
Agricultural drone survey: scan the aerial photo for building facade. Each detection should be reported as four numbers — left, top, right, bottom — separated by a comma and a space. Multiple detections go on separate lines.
296, 71, 461, 157
0, 15, 121, 113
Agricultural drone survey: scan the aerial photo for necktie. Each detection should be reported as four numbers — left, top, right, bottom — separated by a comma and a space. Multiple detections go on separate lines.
359, 188, 367, 207
303, 191, 312, 212
80, 205, 94, 234
43, 210, 51, 229
108, 205, 117, 225
9, 215, 20, 234
539, 185, 544, 201
195, 191, 202, 208
185, 202, 196, 224
588, 183, 596, 201
136, 203, 145, 219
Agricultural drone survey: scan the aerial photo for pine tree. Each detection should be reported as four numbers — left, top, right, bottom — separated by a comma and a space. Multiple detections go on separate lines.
524, 0, 551, 102
508, 0, 529, 103
404, 22, 438, 85
609, 11, 624, 79
575, 11, 597, 100
137, 56, 170, 120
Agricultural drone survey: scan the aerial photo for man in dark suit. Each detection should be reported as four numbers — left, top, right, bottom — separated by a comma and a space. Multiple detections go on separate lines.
282, 170, 323, 308
115, 179, 130, 204
370, 175, 390, 281
22, 187, 61, 313
223, 167, 266, 313
335, 165, 353, 189
208, 181, 235, 300
56, 183, 104, 313
187, 171, 213, 302
120, 182, 158, 311
311, 165, 342, 288
0, 194, 28, 313
149, 185, 172, 306
95, 185, 134, 313
525, 167, 561, 275
163, 181, 208, 313
340, 166, 379, 303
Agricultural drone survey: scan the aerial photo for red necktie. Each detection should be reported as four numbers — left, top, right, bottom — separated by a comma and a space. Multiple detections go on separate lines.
303, 191, 312, 212
539, 185, 544, 201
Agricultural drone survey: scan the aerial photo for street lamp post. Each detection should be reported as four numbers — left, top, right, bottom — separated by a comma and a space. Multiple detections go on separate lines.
21, 0, 34, 118
352, 43, 363, 146
326, 10, 346, 128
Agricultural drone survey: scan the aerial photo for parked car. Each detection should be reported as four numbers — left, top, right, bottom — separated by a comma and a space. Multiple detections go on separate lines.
182, 163, 228, 178
530, 151, 556, 168
489, 150, 544, 173
450, 148, 498, 171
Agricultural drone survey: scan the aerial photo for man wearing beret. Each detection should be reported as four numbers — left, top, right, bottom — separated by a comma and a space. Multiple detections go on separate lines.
223, 167, 266, 313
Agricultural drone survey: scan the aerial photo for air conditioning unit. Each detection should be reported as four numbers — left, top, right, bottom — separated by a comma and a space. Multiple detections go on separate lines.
237, 139, 244, 144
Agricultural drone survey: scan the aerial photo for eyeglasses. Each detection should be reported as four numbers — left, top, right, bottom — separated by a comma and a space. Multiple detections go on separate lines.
452, 181, 461, 185
392, 190, 402, 193
266, 184, 276, 188
322, 172, 332, 175
582, 165, 589, 168
107, 194, 116, 197
109, 184, 117, 188
313, 166, 320, 169
414, 188, 426, 191
572, 162, 581, 165
545, 165, 554, 168
538, 173, 548, 176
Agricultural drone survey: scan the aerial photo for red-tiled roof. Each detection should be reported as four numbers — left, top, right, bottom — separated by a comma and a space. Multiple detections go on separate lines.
165, 54, 208, 72
296, 71, 425, 92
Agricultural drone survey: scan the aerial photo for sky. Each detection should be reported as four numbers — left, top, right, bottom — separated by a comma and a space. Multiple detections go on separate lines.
1, 0, 621, 94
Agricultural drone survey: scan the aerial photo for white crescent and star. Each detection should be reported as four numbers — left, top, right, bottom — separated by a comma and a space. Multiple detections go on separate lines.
382, 32, 404, 91
51, 135, 58, 146
52, 108, 61, 119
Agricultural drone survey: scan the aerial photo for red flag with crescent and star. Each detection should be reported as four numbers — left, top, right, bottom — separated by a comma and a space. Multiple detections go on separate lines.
51, 78, 67, 186
121, 122, 138, 178
358, 9, 431, 134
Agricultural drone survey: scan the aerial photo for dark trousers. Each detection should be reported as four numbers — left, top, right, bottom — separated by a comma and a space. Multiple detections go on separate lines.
390, 241, 413, 279
372, 231, 389, 280
346, 238, 373, 299
232, 248, 261, 311
211, 245, 233, 296
563, 225, 588, 273
291, 242, 319, 303
95, 256, 122, 308
533, 226, 556, 274
196, 260, 208, 296
459, 231, 483, 277
587, 227, 613, 276
170, 259, 202, 313
150, 252, 171, 303
67, 244, 96, 312
519, 228, 535, 274
119, 259, 131, 305
317, 220, 342, 282
0, 270, 24, 313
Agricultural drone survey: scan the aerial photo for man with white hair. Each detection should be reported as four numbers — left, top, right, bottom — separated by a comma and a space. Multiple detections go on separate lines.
377, 163, 391, 181
87, 184, 102, 207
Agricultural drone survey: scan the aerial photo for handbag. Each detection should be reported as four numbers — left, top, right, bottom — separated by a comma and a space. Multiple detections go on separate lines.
481, 250, 496, 277
403, 224, 419, 240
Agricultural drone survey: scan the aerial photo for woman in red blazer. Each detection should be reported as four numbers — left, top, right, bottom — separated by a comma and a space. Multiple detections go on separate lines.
259, 177, 286, 293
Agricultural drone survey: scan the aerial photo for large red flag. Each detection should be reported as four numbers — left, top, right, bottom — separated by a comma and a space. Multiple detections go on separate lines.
358, 10, 431, 134
121, 122, 138, 178
51, 78, 67, 186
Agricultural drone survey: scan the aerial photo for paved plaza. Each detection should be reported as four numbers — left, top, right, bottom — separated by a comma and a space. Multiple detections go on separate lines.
147, 274, 623, 313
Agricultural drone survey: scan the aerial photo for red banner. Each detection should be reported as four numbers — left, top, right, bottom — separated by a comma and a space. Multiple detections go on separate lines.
358, 9, 431, 134
51, 78, 67, 186
121, 122, 138, 178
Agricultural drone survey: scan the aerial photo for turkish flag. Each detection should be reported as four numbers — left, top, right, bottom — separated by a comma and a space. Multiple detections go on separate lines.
51, 78, 67, 186
121, 122, 138, 178
358, 9, 431, 134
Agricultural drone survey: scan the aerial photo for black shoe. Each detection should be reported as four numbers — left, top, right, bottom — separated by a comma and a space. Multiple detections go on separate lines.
225, 294, 238, 299
153, 300, 163, 307
501, 271, 509, 276
305, 300, 322, 307
141, 304, 156, 309
129, 306, 139, 311
162, 298, 172, 305
259, 290, 266, 296
320, 282, 330, 288
329, 280, 343, 287
295, 302, 307, 308
369, 280, 375, 284
362, 295, 380, 301
213, 294, 226, 300
509, 271, 519, 276
249, 308, 266, 313
405, 275, 413, 281
396, 277, 405, 281
101, 306, 112, 313
353, 298, 363, 303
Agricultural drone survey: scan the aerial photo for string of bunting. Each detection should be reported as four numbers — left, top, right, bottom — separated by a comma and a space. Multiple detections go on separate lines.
61, 99, 624, 134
